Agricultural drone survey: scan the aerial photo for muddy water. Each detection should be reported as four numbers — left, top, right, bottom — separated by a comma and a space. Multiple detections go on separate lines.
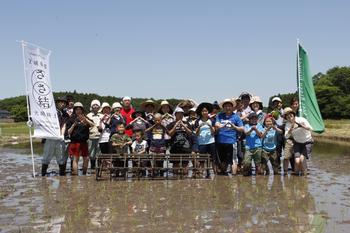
0, 142, 349, 233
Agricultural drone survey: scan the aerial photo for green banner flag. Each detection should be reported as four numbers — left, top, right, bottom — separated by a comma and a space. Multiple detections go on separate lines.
297, 43, 325, 133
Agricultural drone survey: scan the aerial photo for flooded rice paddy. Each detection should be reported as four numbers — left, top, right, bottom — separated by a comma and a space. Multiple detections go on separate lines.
0, 141, 349, 233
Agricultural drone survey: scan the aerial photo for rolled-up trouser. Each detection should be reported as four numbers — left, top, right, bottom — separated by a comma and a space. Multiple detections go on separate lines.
42, 139, 67, 165
243, 148, 262, 171
88, 138, 100, 160
261, 149, 279, 172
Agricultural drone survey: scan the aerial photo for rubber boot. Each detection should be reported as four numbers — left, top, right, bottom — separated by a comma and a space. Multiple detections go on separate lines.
42, 164, 49, 176
70, 159, 73, 173
59, 164, 66, 176
82, 158, 89, 175
90, 159, 96, 170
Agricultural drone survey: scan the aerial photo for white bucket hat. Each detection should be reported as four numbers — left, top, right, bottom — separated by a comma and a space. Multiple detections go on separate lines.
73, 102, 84, 112
99, 102, 111, 112
90, 99, 101, 107
112, 102, 122, 109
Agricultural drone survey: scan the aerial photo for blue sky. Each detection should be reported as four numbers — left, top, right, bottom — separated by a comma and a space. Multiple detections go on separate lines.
1, 0, 349, 105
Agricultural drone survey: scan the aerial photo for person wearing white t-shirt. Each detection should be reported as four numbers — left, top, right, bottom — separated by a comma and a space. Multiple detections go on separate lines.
284, 107, 313, 176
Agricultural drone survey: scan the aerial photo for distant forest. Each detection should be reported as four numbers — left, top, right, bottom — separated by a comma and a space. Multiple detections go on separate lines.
1, 66, 349, 121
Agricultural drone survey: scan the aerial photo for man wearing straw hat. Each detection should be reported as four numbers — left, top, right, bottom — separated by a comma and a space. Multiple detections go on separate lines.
215, 98, 244, 175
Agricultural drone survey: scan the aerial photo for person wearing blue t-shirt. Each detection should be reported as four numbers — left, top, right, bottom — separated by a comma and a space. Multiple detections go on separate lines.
194, 102, 217, 174
261, 116, 283, 175
215, 99, 244, 175
242, 112, 264, 176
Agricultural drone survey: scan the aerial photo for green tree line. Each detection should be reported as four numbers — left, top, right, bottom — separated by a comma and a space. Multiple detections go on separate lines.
0, 91, 182, 122
1, 66, 349, 121
269, 66, 350, 119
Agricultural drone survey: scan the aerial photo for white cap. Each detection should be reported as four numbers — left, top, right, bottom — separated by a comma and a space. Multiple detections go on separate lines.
90, 99, 101, 107
272, 97, 282, 103
122, 96, 131, 101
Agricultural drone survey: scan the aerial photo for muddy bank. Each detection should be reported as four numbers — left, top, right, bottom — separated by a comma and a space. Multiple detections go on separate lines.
0, 143, 350, 233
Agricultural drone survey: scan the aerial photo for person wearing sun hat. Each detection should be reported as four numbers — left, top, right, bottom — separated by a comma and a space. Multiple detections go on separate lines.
283, 107, 313, 176
98, 102, 112, 154
194, 102, 219, 174
249, 96, 266, 125
65, 102, 94, 175
141, 99, 158, 124
215, 98, 244, 175
110, 102, 126, 135
87, 99, 103, 170
158, 100, 174, 150
168, 107, 197, 154
270, 96, 284, 126
158, 100, 173, 115
242, 111, 265, 176
177, 99, 197, 117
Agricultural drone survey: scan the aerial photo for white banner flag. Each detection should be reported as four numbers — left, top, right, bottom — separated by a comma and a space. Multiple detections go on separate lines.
22, 42, 61, 139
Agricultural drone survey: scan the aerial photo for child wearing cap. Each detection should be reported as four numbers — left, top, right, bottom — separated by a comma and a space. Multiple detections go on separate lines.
242, 112, 264, 176
260, 115, 283, 175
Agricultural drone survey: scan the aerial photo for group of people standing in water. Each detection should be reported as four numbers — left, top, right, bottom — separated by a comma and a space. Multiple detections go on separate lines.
41, 92, 313, 177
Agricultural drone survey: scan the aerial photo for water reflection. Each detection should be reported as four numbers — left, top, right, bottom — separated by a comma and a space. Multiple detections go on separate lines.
35, 175, 320, 232
3, 144, 350, 232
